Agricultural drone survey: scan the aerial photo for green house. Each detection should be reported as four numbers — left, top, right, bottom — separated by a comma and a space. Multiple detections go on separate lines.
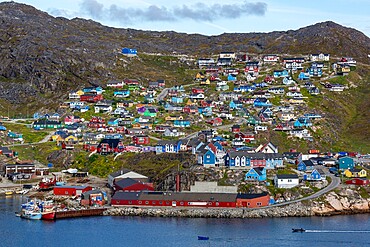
33, 119, 63, 129
143, 108, 157, 118
246, 115, 261, 126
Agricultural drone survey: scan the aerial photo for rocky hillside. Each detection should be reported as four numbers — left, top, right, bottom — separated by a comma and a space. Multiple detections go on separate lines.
0, 2, 369, 109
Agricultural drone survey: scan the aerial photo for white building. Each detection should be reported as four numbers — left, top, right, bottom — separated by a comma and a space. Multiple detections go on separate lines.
274, 174, 299, 188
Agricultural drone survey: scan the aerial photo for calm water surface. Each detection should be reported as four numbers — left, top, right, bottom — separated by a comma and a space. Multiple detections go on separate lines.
1, 195, 370, 247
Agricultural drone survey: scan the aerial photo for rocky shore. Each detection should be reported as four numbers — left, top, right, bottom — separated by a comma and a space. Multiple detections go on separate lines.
105, 189, 370, 218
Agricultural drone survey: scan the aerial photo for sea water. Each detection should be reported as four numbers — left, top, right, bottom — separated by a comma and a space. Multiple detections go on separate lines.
1, 195, 369, 247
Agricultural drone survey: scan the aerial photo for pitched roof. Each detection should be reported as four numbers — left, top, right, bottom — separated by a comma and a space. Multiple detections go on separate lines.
276, 174, 299, 179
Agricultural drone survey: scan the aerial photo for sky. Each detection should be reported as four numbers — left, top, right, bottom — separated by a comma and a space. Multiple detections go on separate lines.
4, 0, 370, 37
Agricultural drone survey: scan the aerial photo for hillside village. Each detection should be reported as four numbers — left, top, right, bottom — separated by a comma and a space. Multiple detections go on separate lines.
0, 49, 369, 208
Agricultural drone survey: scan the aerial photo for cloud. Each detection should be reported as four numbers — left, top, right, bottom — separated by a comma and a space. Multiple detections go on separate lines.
79, 0, 267, 23
174, 2, 267, 21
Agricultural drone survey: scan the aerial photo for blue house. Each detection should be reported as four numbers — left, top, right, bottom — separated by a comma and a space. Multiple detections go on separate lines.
273, 70, 289, 78
174, 119, 191, 127
122, 47, 137, 56
229, 100, 243, 110
245, 167, 266, 181
171, 96, 183, 104
297, 160, 315, 171
303, 169, 326, 181
338, 156, 354, 170
294, 117, 312, 128
227, 74, 237, 81
114, 90, 130, 97
253, 98, 272, 108
197, 148, 216, 167
212, 140, 224, 151
83, 86, 103, 94
198, 107, 212, 116
107, 118, 119, 126
156, 140, 182, 154
307, 66, 323, 77
298, 72, 310, 80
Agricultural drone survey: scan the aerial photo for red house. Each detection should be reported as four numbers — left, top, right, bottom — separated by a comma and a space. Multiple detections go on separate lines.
132, 135, 150, 145
88, 117, 106, 129
97, 139, 125, 154
183, 106, 197, 114
80, 94, 103, 103
54, 185, 92, 196
231, 125, 241, 133
124, 79, 139, 85
114, 178, 154, 192
192, 88, 205, 94
64, 115, 82, 125
235, 132, 255, 142
206, 117, 223, 126
345, 178, 370, 186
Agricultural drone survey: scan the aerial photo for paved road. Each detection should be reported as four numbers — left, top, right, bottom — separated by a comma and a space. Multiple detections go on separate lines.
267, 172, 341, 208
156, 88, 169, 101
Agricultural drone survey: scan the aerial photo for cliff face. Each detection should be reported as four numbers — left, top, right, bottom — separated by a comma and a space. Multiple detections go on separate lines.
0, 2, 369, 107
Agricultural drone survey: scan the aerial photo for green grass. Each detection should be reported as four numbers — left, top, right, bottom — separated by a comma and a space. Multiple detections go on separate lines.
11, 142, 60, 164
2, 122, 49, 143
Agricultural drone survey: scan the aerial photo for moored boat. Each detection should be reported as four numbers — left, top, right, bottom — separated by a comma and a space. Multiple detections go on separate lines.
41, 211, 56, 220
20, 210, 42, 220
5, 190, 14, 195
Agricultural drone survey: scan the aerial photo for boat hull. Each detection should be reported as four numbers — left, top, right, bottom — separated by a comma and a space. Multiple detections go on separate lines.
21, 211, 42, 220
42, 211, 56, 220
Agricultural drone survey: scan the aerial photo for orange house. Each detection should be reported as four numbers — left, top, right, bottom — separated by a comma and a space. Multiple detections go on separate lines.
236, 192, 270, 208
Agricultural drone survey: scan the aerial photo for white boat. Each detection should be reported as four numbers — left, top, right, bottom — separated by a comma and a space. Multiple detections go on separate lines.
20, 210, 42, 220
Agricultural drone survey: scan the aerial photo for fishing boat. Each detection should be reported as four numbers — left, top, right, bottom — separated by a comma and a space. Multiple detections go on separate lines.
41, 211, 56, 220
5, 190, 14, 195
198, 236, 209, 240
292, 228, 305, 233
20, 210, 42, 220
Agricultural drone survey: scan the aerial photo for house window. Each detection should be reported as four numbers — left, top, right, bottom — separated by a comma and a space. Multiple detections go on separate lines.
257, 202, 262, 206
206, 155, 211, 159
145, 201, 149, 205
128, 201, 132, 204
247, 202, 250, 206
138, 201, 142, 204
288, 179, 292, 182
180, 202, 184, 206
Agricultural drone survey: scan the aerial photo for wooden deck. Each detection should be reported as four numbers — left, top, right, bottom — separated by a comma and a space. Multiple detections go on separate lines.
55, 208, 107, 219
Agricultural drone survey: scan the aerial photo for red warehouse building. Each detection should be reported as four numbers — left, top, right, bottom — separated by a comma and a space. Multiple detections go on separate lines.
111, 191, 271, 208
345, 178, 369, 186
80, 94, 103, 103
53, 185, 92, 196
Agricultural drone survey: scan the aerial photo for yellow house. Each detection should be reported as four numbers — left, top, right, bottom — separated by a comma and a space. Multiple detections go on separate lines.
200, 79, 210, 85
165, 115, 183, 121
289, 97, 305, 104
195, 72, 205, 80
344, 168, 367, 178
186, 99, 196, 106
65, 135, 78, 144
76, 90, 84, 96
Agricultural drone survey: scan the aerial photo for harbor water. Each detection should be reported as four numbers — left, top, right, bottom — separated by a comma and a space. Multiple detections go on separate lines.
1, 195, 370, 247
